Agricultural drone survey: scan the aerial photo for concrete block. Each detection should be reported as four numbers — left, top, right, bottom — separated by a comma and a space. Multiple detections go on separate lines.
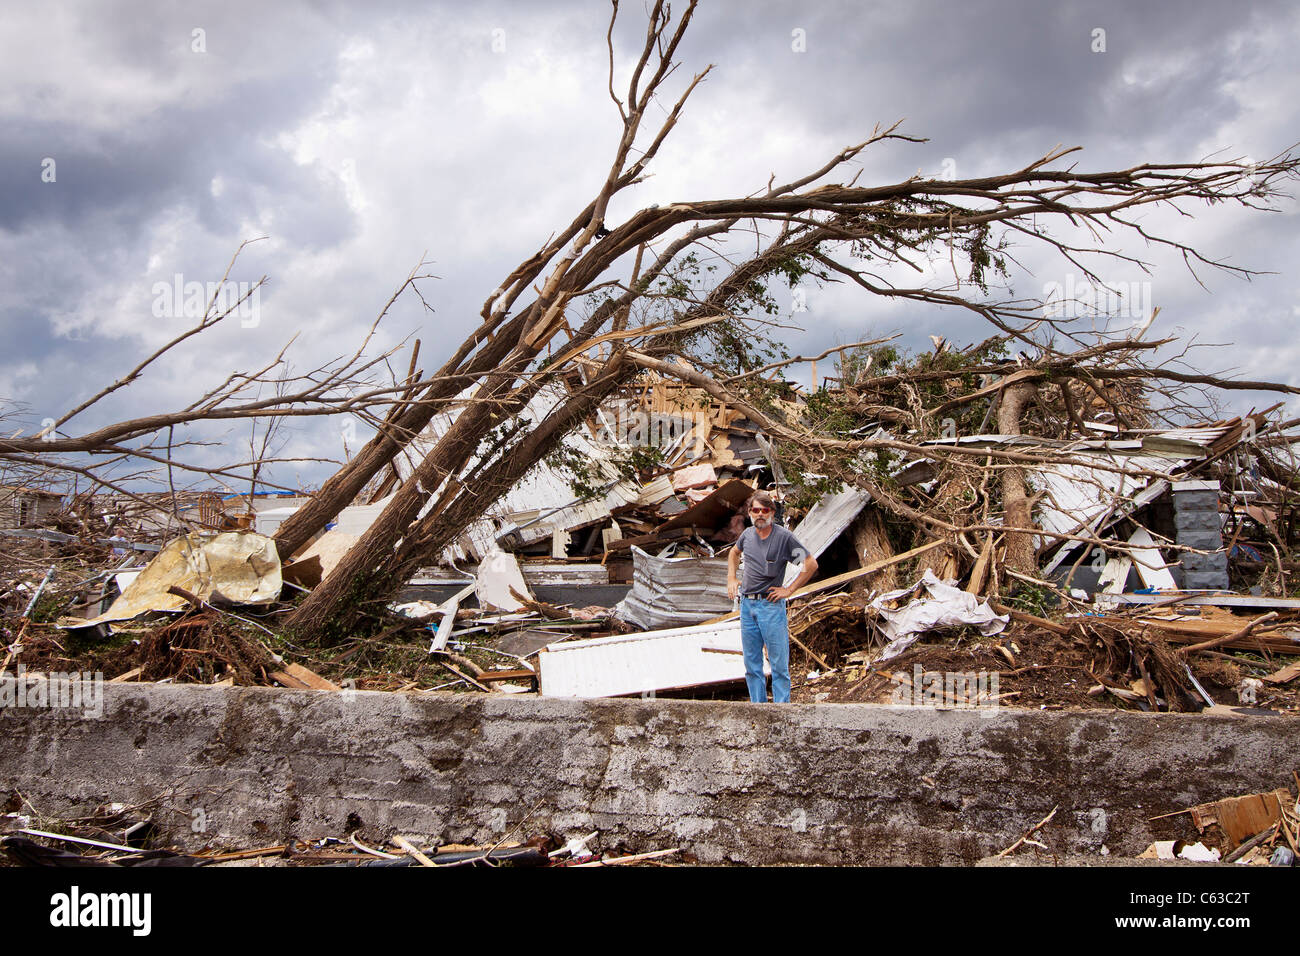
1180, 552, 1228, 574
1174, 510, 1222, 533
1172, 490, 1219, 512
1182, 572, 1230, 591
1175, 530, 1224, 552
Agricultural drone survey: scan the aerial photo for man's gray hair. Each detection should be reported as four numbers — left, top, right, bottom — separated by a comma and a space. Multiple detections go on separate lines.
748, 490, 775, 511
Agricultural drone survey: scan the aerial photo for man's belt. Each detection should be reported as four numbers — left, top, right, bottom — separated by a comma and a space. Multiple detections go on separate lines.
742, 592, 777, 601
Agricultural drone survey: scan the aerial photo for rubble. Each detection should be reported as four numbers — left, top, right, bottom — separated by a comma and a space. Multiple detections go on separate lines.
0, 790, 683, 868
5, 1, 1300, 888
3, 348, 1300, 718
0, 820, 673, 868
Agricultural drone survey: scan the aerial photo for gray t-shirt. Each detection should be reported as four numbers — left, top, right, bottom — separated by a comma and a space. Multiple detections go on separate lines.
737, 525, 810, 595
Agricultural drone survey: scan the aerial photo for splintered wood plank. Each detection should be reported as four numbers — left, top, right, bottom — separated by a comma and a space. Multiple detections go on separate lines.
271, 662, 341, 691
1192, 789, 1291, 848
1263, 659, 1300, 684
478, 669, 538, 682
966, 534, 993, 596
271, 671, 309, 689
1135, 618, 1300, 654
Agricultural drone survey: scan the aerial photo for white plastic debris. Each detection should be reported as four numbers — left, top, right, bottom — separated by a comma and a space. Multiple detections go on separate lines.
550, 831, 599, 860
871, 570, 1009, 661
390, 600, 443, 620
1178, 841, 1221, 862
1238, 677, 1263, 705
476, 549, 534, 612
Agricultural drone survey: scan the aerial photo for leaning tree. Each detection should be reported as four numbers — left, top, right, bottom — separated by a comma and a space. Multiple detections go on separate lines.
279, 0, 1300, 642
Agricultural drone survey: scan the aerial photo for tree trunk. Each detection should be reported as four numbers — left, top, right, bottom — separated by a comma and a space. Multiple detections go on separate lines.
280, 277, 644, 641
282, 372, 519, 641
271, 313, 532, 560
283, 353, 637, 642
850, 508, 897, 596
383, 357, 633, 587
997, 380, 1039, 574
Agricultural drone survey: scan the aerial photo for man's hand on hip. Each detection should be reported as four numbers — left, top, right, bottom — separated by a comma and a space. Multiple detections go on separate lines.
767, 585, 794, 600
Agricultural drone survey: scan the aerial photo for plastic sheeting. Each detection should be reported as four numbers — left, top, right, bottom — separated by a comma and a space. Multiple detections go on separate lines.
871, 570, 1008, 661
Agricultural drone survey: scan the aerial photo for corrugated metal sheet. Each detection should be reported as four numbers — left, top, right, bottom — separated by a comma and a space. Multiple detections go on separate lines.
1042, 478, 1172, 575
782, 486, 869, 585
1033, 455, 1174, 541
614, 545, 734, 629
920, 425, 1231, 459
1140, 424, 1234, 446
539, 620, 753, 698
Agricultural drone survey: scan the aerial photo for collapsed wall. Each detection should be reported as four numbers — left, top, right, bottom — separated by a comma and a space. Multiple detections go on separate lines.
1, 683, 1293, 865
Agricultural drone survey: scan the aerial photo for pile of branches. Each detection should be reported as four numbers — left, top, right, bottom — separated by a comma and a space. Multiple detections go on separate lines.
132, 612, 280, 686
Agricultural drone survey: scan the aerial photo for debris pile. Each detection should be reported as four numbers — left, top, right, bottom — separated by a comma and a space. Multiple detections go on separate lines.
1127, 783, 1300, 866
0, 802, 684, 868
2, 359, 1299, 715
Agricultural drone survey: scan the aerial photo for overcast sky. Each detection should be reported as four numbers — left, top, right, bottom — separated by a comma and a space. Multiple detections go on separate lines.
3, 0, 1298, 491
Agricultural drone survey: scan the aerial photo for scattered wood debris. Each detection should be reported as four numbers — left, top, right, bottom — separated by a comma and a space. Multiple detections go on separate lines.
0, 804, 683, 868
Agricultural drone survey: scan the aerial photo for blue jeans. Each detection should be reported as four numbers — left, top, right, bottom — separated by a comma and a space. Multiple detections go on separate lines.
740, 597, 791, 703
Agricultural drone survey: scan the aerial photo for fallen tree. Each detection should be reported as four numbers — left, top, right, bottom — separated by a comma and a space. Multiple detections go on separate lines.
271, 0, 1300, 643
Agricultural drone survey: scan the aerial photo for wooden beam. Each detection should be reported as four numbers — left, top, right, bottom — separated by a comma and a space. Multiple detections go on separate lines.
1262, 659, 1300, 685
1179, 612, 1279, 656
704, 539, 948, 624
270, 662, 340, 691
966, 534, 993, 595
988, 602, 1072, 636
794, 539, 947, 599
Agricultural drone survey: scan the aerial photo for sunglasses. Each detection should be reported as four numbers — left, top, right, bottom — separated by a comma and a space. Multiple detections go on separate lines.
749, 507, 772, 514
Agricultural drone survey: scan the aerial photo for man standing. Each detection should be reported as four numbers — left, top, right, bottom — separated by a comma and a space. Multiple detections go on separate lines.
726, 491, 818, 703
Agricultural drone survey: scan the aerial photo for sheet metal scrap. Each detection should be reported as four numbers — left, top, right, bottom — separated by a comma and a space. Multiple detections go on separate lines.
58, 531, 282, 629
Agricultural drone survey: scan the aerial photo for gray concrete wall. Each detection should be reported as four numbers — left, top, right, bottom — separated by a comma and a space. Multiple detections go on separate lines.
1, 683, 1294, 864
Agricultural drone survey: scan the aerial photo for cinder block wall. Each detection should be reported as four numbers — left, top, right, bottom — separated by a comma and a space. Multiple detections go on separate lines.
1, 684, 1294, 864
1173, 481, 1228, 590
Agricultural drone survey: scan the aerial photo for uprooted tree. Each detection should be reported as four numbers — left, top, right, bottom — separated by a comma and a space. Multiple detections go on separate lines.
264, 0, 1300, 643
8, 3, 1291, 638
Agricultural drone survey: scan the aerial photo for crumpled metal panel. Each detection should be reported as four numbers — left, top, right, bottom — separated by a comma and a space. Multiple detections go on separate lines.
63, 531, 282, 628
614, 545, 733, 630
539, 620, 752, 698
781, 486, 869, 585
1033, 455, 1173, 540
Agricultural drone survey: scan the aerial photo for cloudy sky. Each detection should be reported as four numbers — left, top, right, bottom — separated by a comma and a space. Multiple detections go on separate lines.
3, 0, 1298, 491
